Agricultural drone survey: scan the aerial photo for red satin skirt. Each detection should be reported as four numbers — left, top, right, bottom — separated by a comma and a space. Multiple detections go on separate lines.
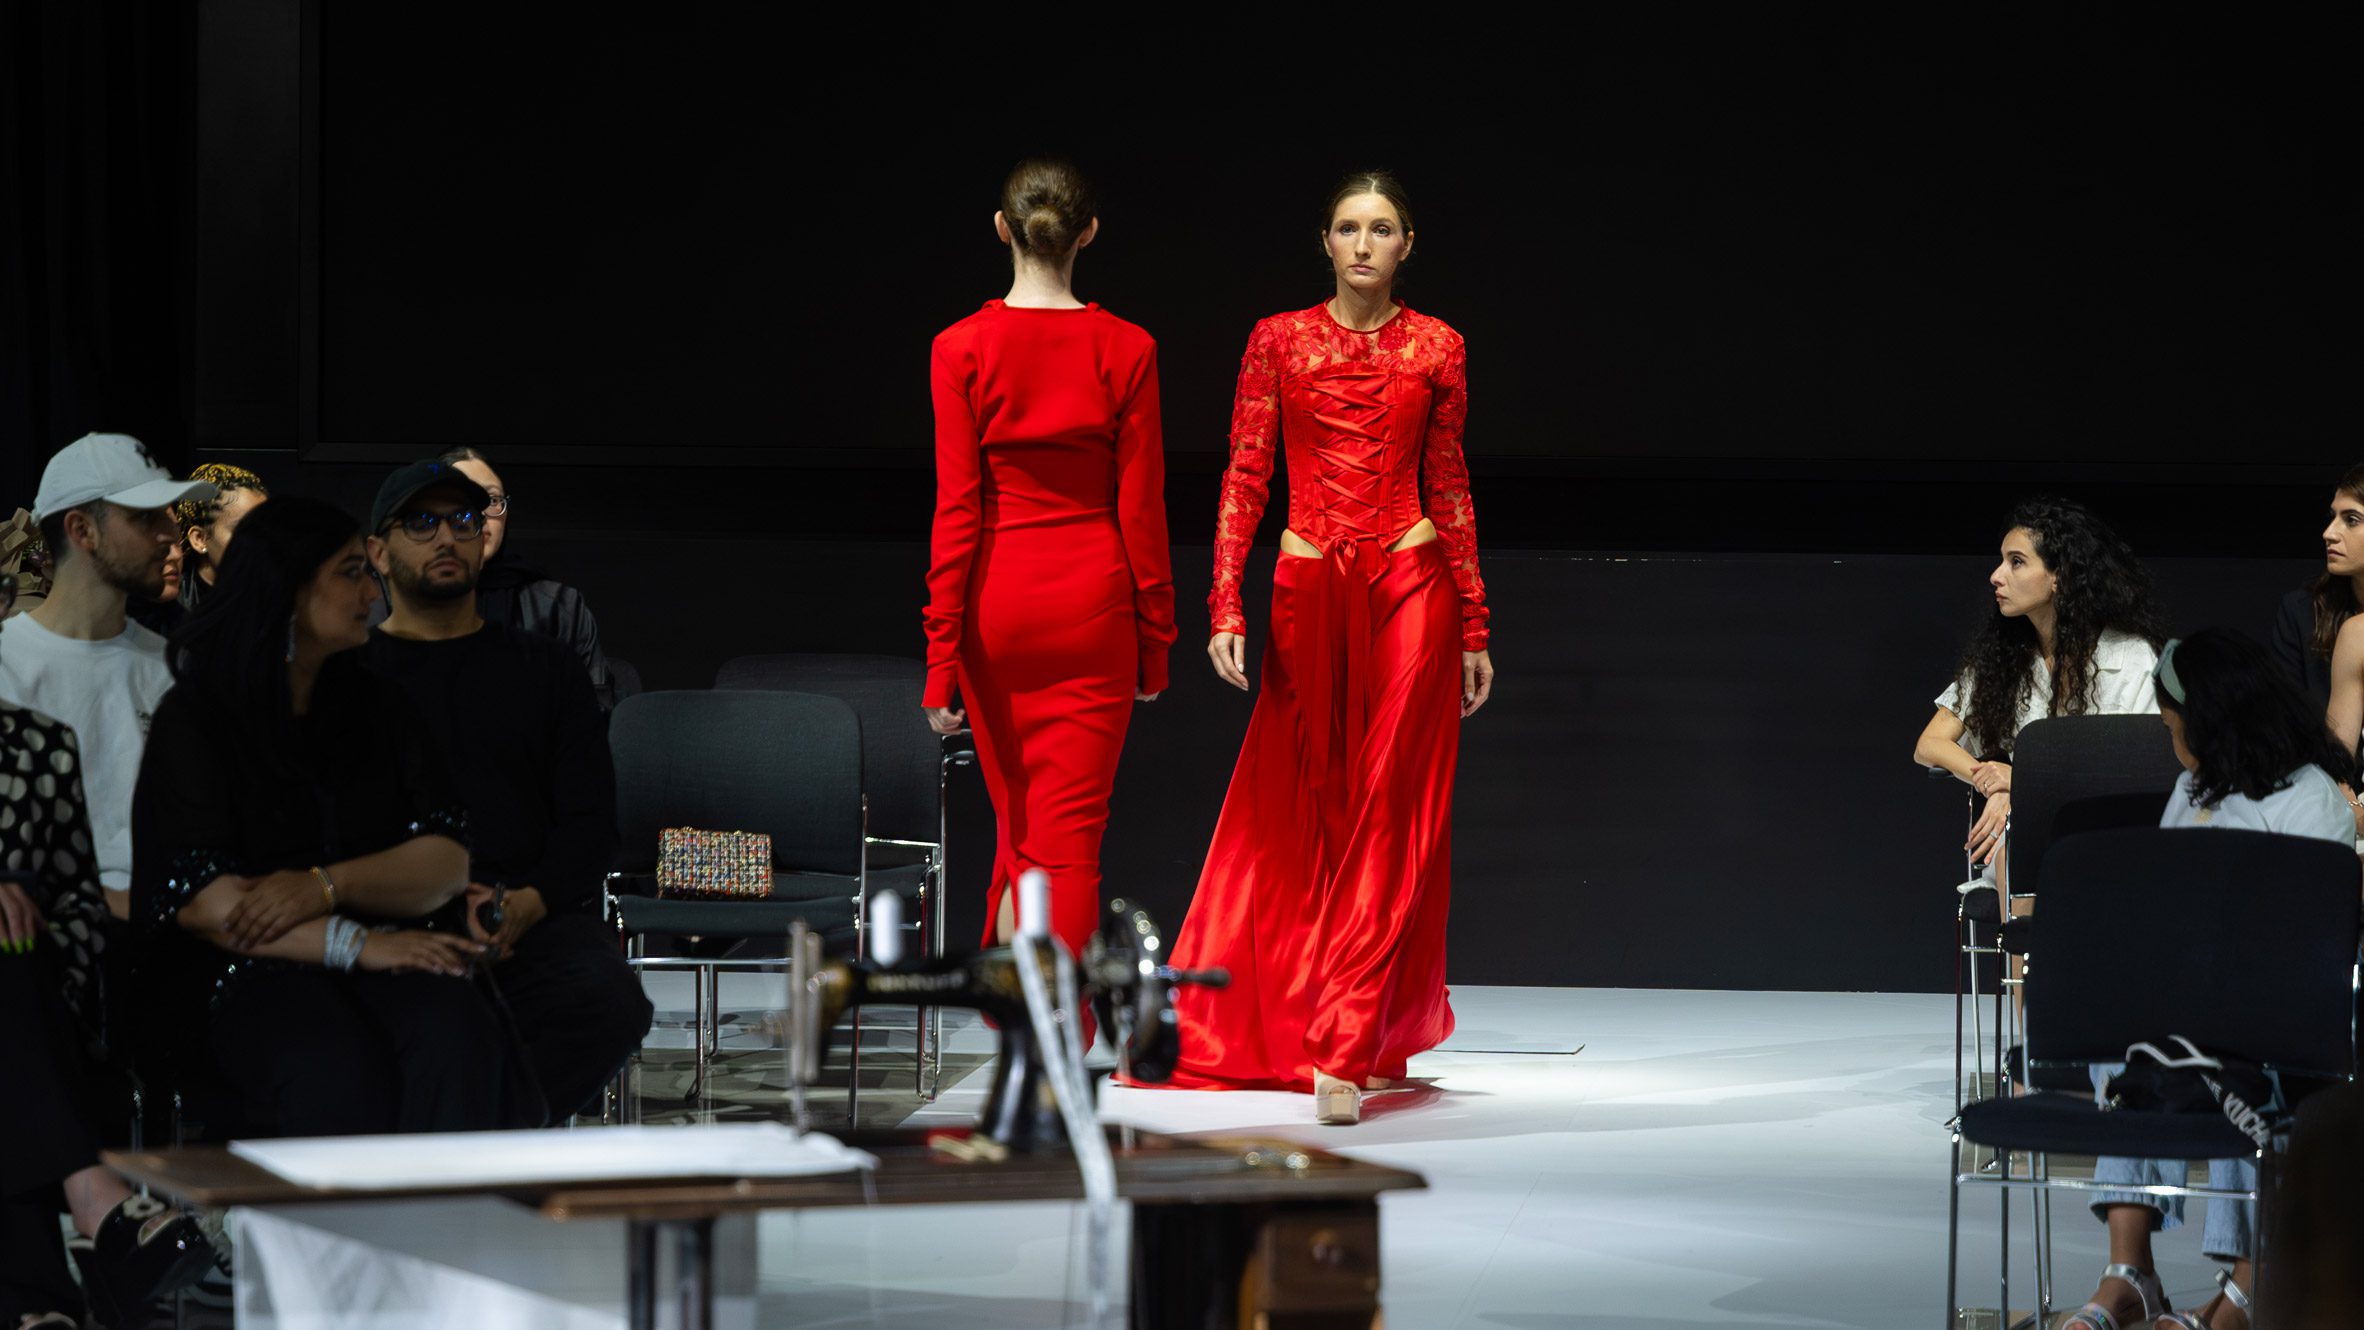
957, 517, 1136, 964
1160, 538, 1461, 1090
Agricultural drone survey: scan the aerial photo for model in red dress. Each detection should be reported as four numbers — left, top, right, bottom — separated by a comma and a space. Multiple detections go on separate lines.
1160, 174, 1494, 1123
922, 161, 1175, 966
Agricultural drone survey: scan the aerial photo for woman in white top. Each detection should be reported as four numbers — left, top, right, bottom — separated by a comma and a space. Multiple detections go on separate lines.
1914, 496, 2169, 871
2067, 628, 2356, 1330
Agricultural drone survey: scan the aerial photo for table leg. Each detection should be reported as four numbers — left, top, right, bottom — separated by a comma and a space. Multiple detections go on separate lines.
1132, 1200, 1382, 1329
677, 1217, 715, 1330
628, 1220, 657, 1330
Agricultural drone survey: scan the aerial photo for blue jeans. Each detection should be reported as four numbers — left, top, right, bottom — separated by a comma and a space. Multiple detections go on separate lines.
2087, 1064, 2257, 1261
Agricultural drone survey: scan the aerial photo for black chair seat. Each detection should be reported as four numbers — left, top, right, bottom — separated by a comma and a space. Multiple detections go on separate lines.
1958, 1091, 2256, 1160
2005, 1044, 2093, 1093
1961, 885, 2000, 925
611, 862, 928, 942
615, 895, 855, 941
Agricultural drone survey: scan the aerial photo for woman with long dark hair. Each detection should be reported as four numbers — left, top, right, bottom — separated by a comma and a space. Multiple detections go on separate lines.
1913, 496, 2169, 870
129, 496, 526, 1136
2064, 628, 2352, 1330
919, 158, 1174, 962
1153, 170, 1491, 1125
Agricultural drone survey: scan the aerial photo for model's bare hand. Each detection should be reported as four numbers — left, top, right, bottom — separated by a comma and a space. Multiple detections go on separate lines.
1134, 691, 1162, 702
924, 705, 966, 735
1968, 760, 2013, 797
1209, 632, 1249, 691
1461, 650, 1495, 717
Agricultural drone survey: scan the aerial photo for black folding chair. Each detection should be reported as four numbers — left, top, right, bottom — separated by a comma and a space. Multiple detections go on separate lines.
1946, 826, 2362, 1329
715, 653, 973, 1098
1954, 715, 2183, 1113
604, 690, 919, 1118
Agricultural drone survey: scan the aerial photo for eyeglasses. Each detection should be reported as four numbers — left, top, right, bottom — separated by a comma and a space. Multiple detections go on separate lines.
387, 509, 486, 543
483, 492, 511, 518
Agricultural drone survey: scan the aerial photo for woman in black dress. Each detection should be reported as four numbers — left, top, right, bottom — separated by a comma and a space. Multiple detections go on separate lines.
130, 498, 530, 1137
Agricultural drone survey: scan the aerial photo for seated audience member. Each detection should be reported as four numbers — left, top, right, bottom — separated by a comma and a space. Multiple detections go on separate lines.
1913, 496, 2169, 878
1, 576, 219, 1328
130, 536, 185, 636
0, 508, 48, 617
2271, 462, 2364, 707
130, 496, 529, 1137
0, 434, 216, 920
170, 462, 271, 617
2260, 1081, 2364, 1330
439, 446, 617, 709
360, 460, 652, 1121
2064, 628, 2354, 1330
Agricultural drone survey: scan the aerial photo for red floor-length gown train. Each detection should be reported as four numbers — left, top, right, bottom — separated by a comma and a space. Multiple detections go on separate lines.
923, 300, 1176, 962
1161, 301, 1489, 1092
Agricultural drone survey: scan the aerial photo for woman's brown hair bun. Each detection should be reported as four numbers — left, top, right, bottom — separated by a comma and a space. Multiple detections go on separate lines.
1002, 158, 1096, 258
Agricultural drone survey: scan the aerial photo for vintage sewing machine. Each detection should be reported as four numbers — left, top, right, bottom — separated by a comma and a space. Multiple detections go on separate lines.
784, 897, 1226, 1151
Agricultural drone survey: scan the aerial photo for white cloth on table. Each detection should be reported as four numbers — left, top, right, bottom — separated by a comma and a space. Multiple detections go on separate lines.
230, 1122, 874, 1190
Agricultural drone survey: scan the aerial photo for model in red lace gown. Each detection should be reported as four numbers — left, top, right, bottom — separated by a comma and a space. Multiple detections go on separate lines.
922, 165, 1175, 965
1159, 177, 1493, 1118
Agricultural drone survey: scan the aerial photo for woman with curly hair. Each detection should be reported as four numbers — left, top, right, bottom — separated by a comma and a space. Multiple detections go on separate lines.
169, 462, 269, 616
1912, 496, 2169, 872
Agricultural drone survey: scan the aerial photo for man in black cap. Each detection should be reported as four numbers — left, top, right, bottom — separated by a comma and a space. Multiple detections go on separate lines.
361, 460, 651, 1122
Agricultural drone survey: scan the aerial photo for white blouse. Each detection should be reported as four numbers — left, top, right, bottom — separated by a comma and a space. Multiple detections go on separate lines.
1934, 628, 2161, 749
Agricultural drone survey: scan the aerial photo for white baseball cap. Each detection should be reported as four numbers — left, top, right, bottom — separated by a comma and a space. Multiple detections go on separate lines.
34, 433, 218, 520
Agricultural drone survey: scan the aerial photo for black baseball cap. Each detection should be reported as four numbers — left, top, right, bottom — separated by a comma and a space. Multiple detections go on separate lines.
370, 459, 492, 533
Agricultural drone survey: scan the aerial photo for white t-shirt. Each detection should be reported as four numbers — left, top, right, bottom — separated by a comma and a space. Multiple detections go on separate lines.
1934, 628, 2162, 747
2158, 765, 2354, 845
0, 613, 175, 892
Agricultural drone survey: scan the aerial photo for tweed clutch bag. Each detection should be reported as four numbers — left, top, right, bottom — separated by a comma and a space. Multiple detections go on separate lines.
656, 828, 773, 899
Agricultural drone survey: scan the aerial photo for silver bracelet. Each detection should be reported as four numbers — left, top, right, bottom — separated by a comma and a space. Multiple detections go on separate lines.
322, 916, 367, 972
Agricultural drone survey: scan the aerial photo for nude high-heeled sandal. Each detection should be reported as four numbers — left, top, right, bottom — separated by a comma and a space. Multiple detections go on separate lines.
1313, 1075, 1361, 1126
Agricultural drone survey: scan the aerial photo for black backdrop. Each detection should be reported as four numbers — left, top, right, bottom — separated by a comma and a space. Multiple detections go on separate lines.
12, 3, 2358, 990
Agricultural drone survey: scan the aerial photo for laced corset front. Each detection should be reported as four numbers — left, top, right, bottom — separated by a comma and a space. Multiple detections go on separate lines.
1209, 303, 1488, 650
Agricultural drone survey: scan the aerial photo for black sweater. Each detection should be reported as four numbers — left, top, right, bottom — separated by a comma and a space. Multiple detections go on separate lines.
2272, 586, 2333, 709
361, 620, 617, 913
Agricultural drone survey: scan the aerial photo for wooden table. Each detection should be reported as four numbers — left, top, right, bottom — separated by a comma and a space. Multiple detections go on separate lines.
107, 1127, 1425, 1329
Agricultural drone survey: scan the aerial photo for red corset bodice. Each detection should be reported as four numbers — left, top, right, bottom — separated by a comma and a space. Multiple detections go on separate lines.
1210, 302, 1489, 650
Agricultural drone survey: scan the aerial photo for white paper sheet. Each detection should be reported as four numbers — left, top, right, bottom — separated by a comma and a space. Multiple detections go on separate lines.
229, 1123, 873, 1191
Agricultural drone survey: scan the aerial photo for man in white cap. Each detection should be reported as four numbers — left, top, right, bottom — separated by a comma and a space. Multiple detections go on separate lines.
0, 434, 216, 920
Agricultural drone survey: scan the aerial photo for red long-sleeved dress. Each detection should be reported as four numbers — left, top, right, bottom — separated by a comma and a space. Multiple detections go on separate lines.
1162, 301, 1487, 1090
923, 300, 1176, 961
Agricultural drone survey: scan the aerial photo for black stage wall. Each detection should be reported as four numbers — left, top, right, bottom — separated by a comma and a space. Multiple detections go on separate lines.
17, 4, 2357, 991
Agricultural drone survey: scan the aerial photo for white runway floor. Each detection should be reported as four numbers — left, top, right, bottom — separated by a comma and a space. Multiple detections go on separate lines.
634, 983, 2245, 1329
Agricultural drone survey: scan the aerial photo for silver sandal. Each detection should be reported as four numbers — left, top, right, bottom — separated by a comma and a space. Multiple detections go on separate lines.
2062, 1263, 2167, 1330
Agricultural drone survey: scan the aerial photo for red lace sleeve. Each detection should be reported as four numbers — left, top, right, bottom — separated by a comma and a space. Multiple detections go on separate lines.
1421, 334, 1489, 650
1114, 341, 1176, 693
921, 334, 981, 708
1209, 319, 1281, 637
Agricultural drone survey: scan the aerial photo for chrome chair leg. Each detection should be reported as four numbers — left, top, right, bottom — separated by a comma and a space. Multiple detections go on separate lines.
688, 965, 714, 1107
1996, 1144, 2012, 1329
2034, 1153, 2055, 1321
1967, 920, 1986, 1104
1945, 1129, 1963, 1328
